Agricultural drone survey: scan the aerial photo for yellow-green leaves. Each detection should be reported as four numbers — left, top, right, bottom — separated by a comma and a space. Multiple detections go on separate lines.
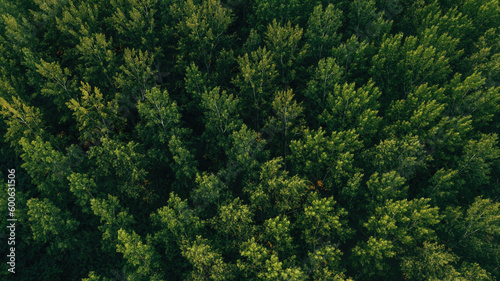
370, 134, 428, 179
299, 193, 352, 247
67, 83, 124, 143
211, 198, 253, 243
458, 133, 499, 187
19, 136, 69, 197
91, 194, 135, 251
270, 89, 303, 134
265, 20, 307, 88
137, 86, 181, 143
76, 33, 116, 87
115, 48, 156, 98
400, 242, 462, 281
2, 13, 34, 51
0, 96, 45, 151
366, 171, 408, 208
238, 236, 306, 280
365, 198, 441, 247
27, 198, 79, 250
306, 4, 343, 61
461, 197, 500, 264
192, 173, 229, 213
289, 128, 362, 189
319, 80, 382, 139
245, 158, 308, 217
352, 236, 396, 277
447, 72, 500, 131
88, 138, 148, 198
304, 57, 345, 115
306, 245, 351, 281
441, 196, 500, 277
36, 59, 73, 97
200, 86, 242, 158
224, 124, 267, 183
152, 192, 205, 240
371, 33, 451, 99
176, 0, 233, 74
233, 46, 278, 126
348, 0, 391, 41
201, 87, 241, 135
353, 198, 441, 278
181, 235, 233, 281
117, 229, 160, 277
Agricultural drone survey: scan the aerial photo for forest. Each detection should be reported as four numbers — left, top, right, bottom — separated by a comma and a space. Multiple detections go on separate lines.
0, 0, 499, 280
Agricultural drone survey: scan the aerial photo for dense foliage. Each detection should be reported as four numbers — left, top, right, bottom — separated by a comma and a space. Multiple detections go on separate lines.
0, 0, 499, 280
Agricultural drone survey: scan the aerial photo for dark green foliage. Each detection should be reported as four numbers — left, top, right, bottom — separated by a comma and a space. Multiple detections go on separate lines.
0, 0, 499, 280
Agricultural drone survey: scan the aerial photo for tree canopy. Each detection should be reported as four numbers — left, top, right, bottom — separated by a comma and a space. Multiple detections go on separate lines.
0, 0, 499, 280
